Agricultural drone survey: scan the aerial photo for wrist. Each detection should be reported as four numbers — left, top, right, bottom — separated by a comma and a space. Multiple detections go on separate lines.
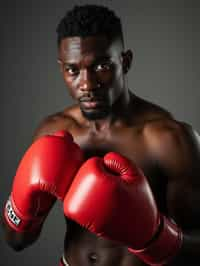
128, 216, 183, 265
4, 196, 45, 233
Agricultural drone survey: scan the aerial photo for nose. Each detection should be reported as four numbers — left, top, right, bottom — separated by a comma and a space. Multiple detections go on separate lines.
79, 69, 99, 92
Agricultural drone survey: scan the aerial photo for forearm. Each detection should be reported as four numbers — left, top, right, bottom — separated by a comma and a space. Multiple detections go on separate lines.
182, 230, 200, 254
131, 223, 200, 265
2, 130, 83, 250
170, 230, 200, 264
1, 215, 41, 251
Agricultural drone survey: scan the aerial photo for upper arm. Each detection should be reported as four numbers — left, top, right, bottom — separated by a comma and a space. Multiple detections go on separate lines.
146, 121, 200, 229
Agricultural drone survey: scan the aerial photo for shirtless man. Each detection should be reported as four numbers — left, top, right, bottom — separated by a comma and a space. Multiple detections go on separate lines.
2, 4, 200, 266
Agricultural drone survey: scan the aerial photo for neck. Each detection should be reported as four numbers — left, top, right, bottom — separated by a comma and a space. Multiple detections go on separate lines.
87, 90, 133, 132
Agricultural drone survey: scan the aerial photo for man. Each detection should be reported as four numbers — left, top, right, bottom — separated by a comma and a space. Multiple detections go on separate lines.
2, 4, 200, 266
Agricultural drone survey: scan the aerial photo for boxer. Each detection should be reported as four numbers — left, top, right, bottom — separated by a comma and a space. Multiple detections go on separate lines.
2, 4, 200, 266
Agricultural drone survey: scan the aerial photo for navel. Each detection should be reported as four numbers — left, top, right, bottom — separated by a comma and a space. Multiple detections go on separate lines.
88, 252, 99, 263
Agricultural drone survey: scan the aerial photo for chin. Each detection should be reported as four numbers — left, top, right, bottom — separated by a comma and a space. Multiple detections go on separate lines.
81, 107, 111, 120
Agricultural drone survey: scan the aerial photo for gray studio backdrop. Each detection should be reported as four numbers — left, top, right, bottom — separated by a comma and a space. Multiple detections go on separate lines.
1, 0, 200, 265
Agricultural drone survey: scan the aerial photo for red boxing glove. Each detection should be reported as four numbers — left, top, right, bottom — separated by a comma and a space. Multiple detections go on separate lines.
4, 130, 84, 233
63, 152, 182, 265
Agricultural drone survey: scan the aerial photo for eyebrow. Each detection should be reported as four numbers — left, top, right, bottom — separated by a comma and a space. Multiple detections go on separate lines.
92, 56, 114, 66
93, 55, 111, 62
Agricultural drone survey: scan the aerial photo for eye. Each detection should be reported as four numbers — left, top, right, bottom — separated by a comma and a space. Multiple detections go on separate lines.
64, 65, 79, 76
95, 62, 113, 72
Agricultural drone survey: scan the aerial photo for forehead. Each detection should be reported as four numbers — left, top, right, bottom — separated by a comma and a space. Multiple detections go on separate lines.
58, 36, 122, 62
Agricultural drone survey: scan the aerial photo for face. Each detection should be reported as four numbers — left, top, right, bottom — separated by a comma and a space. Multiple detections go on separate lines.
58, 35, 130, 120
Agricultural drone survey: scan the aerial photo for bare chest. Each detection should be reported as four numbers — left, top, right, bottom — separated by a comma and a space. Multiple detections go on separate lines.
76, 127, 146, 166
73, 128, 168, 213
64, 127, 169, 266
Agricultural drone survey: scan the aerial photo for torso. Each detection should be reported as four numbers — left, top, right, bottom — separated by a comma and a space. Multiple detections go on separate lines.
64, 119, 169, 266
36, 94, 186, 266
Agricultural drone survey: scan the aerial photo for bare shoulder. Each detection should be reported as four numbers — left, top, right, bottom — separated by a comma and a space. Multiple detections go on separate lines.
143, 117, 200, 179
132, 95, 174, 122
33, 105, 80, 140
133, 94, 196, 148
143, 117, 196, 148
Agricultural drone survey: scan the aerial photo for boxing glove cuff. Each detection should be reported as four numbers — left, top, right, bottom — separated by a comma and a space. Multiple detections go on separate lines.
128, 216, 183, 265
4, 196, 45, 232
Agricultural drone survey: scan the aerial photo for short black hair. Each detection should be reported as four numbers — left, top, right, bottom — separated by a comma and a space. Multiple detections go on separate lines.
56, 5, 123, 47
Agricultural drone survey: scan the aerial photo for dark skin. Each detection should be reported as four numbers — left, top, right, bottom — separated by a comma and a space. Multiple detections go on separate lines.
2, 35, 200, 265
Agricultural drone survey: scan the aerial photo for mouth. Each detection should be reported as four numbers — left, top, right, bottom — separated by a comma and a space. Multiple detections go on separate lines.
80, 100, 104, 109
79, 96, 105, 109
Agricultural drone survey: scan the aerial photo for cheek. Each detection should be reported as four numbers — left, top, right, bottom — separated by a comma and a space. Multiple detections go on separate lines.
63, 73, 73, 85
112, 64, 123, 84
62, 76, 78, 98
97, 68, 119, 85
115, 64, 123, 81
110, 68, 124, 98
96, 72, 112, 84
109, 67, 123, 89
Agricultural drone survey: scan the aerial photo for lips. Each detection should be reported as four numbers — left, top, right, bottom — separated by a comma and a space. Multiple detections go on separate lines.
81, 98, 105, 108
79, 95, 105, 107
82, 101, 102, 108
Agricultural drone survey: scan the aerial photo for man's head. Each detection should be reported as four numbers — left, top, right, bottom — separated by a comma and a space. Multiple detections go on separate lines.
56, 5, 132, 120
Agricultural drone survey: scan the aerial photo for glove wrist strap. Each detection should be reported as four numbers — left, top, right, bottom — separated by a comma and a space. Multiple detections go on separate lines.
128, 216, 183, 265
4, 196, 44, 232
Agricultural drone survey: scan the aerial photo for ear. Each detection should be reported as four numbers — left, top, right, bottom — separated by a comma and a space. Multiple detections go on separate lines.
121, 50, 133, 74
